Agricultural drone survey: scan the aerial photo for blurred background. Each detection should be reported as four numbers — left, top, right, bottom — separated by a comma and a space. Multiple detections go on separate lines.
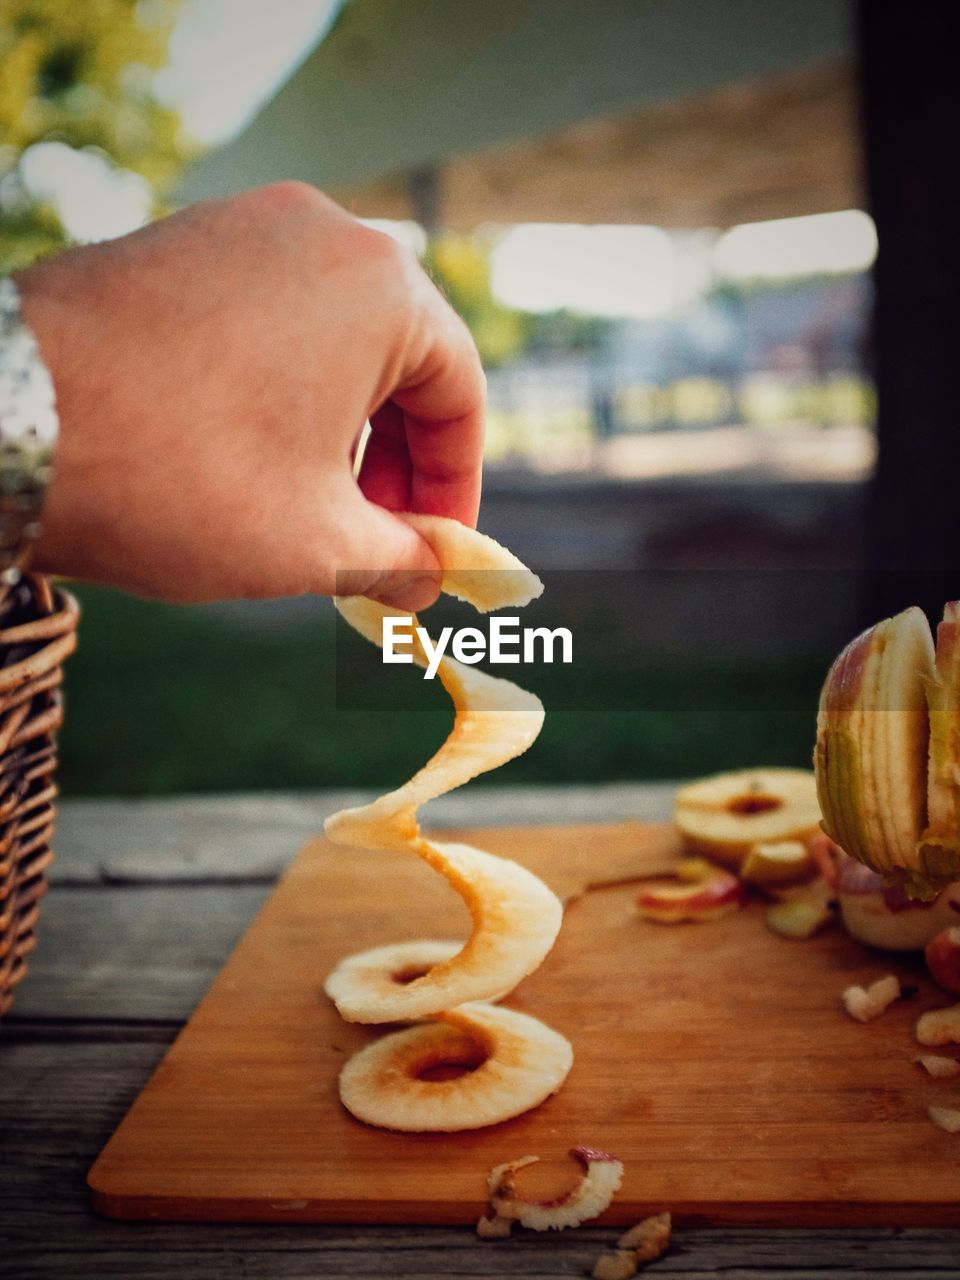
1, 0, 950, 794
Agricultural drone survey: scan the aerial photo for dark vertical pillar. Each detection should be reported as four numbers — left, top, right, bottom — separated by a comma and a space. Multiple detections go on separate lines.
407, 165, 442, 234
860, 1, 960, 623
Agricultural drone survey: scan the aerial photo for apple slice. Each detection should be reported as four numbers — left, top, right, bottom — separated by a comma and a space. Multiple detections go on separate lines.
635, 859, 747, 923
674, 769, 821, 870
815, 606, 935, 887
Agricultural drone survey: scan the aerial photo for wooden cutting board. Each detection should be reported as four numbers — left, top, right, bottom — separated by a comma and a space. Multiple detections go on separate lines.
89, 822, 960, 1226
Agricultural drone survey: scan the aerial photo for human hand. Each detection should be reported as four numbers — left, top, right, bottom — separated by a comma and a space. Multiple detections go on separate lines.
15, 182, 485, 607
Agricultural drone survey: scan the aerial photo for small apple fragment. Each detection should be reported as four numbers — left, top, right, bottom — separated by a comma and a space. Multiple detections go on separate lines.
591, 1211, 673, 1278
635, 859, 747, 924
928, 1105, 960, 1133
740, 840, 815, 889
592, 1250, 638, 1280
926, 926, 960, 994
915, 1054, 960, 1078
487, 1147, 624, 1232
764, 879, 835, 940
617, 1211, 672, 1262
475, 1213, 512, 1238
916, 1004, 960, 1047
841, 974, 901, 1023
674, 768, 821, 869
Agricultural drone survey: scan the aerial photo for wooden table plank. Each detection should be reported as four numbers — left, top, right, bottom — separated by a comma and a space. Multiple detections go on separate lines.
13, 885, 271, 1022
50, 786, 678, 884
4, 1032, 960, 1278
5, 788, 960, 1277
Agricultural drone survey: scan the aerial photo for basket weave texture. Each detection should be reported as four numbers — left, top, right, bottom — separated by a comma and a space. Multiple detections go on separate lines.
0, 573, 78, 1014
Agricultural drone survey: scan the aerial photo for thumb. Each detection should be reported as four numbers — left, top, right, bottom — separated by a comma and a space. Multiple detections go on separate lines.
333, 488, 442, 611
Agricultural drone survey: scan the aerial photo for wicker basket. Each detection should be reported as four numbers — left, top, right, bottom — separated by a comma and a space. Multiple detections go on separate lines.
0, 573, 78, 1014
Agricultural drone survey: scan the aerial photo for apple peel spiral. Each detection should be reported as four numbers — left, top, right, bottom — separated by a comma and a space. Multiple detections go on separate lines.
323, 516, 570, 1131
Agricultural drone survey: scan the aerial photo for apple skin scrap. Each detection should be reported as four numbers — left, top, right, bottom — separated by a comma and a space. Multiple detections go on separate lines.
634, 859, 747, 924
487, 1147, 625, 1232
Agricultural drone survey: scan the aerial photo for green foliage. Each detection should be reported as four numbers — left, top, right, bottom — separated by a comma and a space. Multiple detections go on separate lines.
0, 0, 187, 270
423, 232, 532, 367
523, 308, 614, 355
423, 232, 617, 368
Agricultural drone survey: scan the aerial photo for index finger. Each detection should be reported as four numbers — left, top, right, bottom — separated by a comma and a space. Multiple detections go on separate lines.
387, 283, 486, 527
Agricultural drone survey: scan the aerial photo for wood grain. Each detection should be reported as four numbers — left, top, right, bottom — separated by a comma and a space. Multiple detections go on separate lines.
6, 1024, 960, 1278
86, 822, 960, 1227
16, 884, 271, 1021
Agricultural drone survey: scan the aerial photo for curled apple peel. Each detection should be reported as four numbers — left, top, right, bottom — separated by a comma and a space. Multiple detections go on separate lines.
487, 1146, 624, 1231
324, 518, 569, 1130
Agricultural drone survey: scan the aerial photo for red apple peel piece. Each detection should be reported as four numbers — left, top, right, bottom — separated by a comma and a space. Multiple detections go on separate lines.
926, 927, 960, 995
635, 860, 746, 924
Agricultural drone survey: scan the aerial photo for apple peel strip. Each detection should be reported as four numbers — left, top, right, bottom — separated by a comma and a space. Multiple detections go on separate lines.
324, 516, 570, 1130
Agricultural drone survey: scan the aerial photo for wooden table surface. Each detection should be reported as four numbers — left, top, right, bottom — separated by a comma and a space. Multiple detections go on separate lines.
4, 784, 960, 1279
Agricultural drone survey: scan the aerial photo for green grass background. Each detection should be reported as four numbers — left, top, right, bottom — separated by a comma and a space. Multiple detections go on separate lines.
58, 585, 828, 797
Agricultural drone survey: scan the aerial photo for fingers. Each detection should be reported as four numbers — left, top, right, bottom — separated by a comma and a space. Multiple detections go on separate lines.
357, 402, 412, 511
386, 279, 486, 527
332, 483, 442, 611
